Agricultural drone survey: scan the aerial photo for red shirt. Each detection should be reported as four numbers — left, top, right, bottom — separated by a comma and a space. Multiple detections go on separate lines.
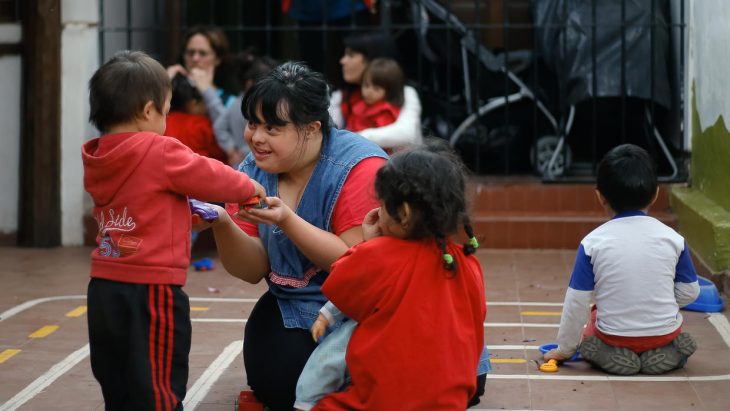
166, 111, 227, 163
82, 132, 256, 285
315, 237, 486, 410
226, 157, 385, 237
346, 100, 401, 132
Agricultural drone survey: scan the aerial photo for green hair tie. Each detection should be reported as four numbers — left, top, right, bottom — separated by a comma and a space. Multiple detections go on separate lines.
469, 237, 479, 249
443, 253, 454, 265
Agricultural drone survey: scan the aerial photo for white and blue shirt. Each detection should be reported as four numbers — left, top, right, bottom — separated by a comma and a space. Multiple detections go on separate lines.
555, 211, 699, 356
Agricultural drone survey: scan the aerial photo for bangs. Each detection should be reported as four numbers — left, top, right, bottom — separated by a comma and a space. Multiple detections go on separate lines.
241, 80, 291, 126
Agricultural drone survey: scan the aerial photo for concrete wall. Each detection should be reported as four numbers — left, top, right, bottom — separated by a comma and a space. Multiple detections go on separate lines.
61, 0, 100, 245
671, 0, 730, 276
0, 24, 22, 238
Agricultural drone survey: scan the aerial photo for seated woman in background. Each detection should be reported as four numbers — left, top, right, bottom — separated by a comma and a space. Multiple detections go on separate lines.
166, 25, 234, 123
329, 31, 422, 151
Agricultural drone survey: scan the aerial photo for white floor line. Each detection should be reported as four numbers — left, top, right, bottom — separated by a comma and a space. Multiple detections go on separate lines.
708, 313, 730, 349
488, 345, 540, 350
488, 302, 563, 307
0, 295, 86, 322
486, 323, 559, 328
1, 295, 564, 323
488, 373, 730, 382
190, 318, 560, 328
0, 296, 262, 323
0, 344, 90, 411
184, 340, 242, 411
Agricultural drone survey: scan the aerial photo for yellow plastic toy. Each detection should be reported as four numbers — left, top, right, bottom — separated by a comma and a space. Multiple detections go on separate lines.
539, 359, 559, 373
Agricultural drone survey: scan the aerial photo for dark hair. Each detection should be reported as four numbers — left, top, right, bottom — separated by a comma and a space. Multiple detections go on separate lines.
363, 58, 405, 107
243, 56, 279, 88
182, 25, 230, 64
343, 31, 398, 62
170, 73, 202, 112
241, 61, 331, 135
89, 50, 170, 133
596, 144, 658, 213
375, 139, 478, 272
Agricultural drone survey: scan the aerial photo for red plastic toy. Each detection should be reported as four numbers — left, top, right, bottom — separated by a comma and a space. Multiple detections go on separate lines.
239, 196, 267, 210
235, 390, 264, 411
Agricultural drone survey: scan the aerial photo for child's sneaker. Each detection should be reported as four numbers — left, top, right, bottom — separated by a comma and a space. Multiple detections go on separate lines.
640, 333, 697, 375
236, 390, 264, 411
673, 332, 697, 356
580, 336, 641, 375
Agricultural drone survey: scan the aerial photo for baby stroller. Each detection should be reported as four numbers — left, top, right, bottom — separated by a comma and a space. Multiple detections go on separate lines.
532, 0, 680, 180
407, 0, 680, 179
407, 0, 565, 176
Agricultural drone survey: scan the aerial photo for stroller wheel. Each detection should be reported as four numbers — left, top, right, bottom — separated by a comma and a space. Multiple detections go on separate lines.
531, 136, 572, 178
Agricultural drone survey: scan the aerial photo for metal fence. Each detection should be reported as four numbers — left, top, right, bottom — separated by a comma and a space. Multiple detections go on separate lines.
99, 0, 687, 181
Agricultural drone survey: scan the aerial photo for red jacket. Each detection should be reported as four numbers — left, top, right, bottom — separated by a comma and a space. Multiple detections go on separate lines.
82, 131, 256, 285
165, 111, 227, 163
316, 237, 486, 410
345, 100, 401, 132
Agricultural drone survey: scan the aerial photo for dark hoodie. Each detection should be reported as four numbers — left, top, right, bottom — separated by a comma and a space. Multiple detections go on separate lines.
82, 131, 255, 285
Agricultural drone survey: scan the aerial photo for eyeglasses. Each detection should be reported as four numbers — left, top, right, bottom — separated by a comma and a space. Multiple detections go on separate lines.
184, 49, 212, 58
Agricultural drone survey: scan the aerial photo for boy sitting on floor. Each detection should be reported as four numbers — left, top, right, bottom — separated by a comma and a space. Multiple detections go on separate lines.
544, 144, 700, 375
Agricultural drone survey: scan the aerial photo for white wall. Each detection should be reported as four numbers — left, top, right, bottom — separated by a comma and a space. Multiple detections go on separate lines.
61, 0, 99, 245
688, 0, 730, 137
0, 24, 22, 236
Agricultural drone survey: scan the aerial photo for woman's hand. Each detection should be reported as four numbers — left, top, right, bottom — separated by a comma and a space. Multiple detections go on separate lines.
362, 207, 382, 241
310, 313, 330, 343
166, 64, 187, 79
189, 66, 214, 92
236, 196, 293, 226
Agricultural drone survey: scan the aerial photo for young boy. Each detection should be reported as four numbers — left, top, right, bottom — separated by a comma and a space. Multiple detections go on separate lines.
82, 50, 265, 410
544, 144, 700, 375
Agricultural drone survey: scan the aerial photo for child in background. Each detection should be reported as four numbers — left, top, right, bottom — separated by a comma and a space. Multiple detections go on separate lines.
166, 73, 228, 163
214, 55, 278, 168
544, 144, 700, 375
345, 58, 405, 138
295, 140, 488, 410
82, 50, 265, 410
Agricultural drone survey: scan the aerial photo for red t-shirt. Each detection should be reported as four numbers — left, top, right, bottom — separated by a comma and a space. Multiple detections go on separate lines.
226, 157, 385, 236
166, 112, 227, 163
315, 237, 486, 410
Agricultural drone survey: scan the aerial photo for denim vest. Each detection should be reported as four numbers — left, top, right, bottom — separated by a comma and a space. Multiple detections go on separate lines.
241, 128, 387, 329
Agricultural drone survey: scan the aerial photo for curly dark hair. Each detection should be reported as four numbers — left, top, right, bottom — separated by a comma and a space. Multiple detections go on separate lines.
375, 139, 478, 272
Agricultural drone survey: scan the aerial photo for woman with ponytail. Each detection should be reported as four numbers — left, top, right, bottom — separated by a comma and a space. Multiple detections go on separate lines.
294, 139, 490, 410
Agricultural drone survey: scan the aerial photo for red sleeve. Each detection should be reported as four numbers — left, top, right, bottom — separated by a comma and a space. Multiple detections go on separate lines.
331, 156, 386, 235
163, 137, 255, 203
225, 202, 259, 237
321, 240, 390, 322
371, 104, 400, 128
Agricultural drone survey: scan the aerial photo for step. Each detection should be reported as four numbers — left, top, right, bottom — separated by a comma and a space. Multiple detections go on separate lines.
466, 177, 679, 249
470, 210, 677, 249
469, 177, 672, 214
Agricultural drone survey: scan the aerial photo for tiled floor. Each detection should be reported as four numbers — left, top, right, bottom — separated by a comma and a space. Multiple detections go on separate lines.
1, 246, 729, 410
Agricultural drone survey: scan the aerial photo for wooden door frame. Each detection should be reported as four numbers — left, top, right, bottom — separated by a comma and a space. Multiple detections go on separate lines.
18, 0, 62, 247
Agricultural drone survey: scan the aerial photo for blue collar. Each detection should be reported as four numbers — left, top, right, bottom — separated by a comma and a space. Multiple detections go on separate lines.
611, 210, 647, 220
